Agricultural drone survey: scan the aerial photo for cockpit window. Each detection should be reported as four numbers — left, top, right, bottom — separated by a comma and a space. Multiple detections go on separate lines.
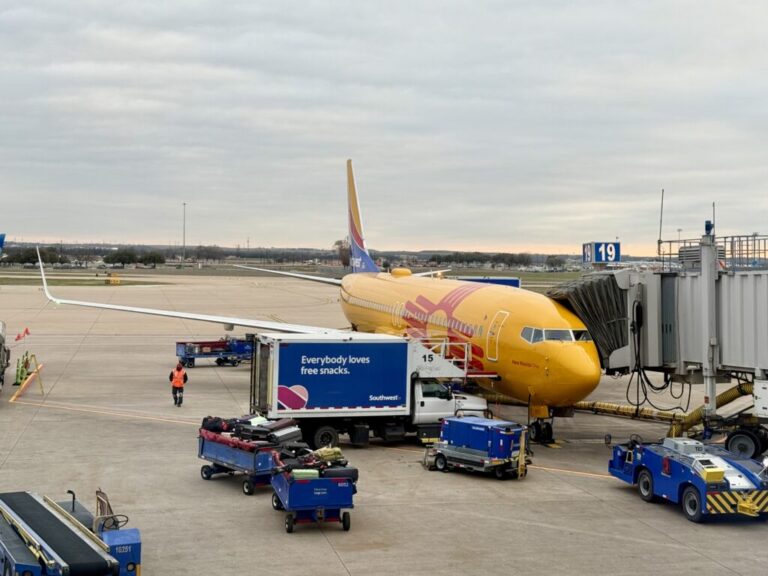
544, 329, 573, 342
572, 330, 592, 342
531, 328, 543, 343
521, 327, 533, 342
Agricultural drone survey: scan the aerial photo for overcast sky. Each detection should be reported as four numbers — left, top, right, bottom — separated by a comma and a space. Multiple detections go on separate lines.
2, 1, 767, 256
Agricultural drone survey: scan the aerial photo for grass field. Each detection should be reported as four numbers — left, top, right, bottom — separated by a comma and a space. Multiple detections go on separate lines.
0, 277, 166, 287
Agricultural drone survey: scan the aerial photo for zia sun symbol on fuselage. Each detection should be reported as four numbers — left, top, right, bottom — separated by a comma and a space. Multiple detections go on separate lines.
402, 283, 486, 372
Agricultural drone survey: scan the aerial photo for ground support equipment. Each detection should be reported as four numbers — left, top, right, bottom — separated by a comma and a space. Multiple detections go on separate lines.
0, 490, 140, 576
609, 437, 768, 522
270, 464, 356, 534
176, 337, 253, 368
424, 416, 528, 480
198, 432, 279, 495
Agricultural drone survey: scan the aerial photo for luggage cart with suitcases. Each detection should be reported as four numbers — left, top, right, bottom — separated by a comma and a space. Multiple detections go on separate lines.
270, 453, 357, 533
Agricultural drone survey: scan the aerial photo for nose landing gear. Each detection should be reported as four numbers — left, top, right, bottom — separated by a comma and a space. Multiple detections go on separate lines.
529, 419, 554, 444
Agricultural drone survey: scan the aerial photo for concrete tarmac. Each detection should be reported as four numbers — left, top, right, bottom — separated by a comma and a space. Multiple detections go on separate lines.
0, 273, 765, 575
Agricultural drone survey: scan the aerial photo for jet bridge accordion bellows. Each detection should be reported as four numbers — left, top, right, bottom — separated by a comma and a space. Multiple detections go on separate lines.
547, 273, 627, 366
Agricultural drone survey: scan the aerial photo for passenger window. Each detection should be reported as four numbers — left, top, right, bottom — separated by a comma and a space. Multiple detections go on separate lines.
531, 329, 543, 343
521, 327, 533, 343
545, 329, 573, 341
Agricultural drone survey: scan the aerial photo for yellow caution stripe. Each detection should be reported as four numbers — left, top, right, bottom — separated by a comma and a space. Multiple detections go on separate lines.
706, 490, 768, 515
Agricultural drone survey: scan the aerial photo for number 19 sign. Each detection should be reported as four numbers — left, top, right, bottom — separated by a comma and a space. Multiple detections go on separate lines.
582, 242, 620, 264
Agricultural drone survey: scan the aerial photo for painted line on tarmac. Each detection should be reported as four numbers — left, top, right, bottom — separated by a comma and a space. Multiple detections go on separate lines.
11, 399, 199, 426
528, 464, 615, 480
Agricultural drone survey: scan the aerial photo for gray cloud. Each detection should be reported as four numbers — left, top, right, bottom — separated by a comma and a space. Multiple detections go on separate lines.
2, 1, 767, 254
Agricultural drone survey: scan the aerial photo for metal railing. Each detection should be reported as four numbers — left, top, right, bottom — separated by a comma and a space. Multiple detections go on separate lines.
658, 233, 768, 271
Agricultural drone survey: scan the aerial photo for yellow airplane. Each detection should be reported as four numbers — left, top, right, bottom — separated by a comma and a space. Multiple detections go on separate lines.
37, 160, 601, 442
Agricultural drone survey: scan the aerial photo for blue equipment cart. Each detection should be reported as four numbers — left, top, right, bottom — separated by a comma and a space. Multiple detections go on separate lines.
176, 337, 253, 367
270, 457, 356, 533
198, 433, 276, 495
424, 416, 528, 480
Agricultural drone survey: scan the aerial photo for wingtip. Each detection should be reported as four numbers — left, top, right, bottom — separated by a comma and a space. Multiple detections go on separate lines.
36, 246, 54, 302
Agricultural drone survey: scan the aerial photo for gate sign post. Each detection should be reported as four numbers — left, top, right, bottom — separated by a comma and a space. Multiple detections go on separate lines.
582, 242, 621, 265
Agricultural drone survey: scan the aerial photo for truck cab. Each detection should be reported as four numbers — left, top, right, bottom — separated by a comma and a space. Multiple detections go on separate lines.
412, 378, 488, 424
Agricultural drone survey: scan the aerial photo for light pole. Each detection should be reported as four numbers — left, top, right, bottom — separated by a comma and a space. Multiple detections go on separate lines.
677, 228, 682, 242
182, 202, 186, 265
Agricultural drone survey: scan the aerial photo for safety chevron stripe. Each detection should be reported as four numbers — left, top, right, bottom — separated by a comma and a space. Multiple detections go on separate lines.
706, 490, 768, 515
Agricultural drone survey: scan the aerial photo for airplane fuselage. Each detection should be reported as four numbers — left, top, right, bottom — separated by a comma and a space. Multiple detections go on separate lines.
340, 270, 601, 411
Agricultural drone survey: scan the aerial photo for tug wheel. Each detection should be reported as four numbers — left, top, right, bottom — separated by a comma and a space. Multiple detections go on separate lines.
682, 486, 704, 523
272, 491, 284, 511
200, 465, 213, 480
285, 514, 295, 533
637, 469, 657, 503
342, 511, 351, 531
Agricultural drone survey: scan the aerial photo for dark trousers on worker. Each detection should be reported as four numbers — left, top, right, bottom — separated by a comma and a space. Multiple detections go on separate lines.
172, 386, 184, 406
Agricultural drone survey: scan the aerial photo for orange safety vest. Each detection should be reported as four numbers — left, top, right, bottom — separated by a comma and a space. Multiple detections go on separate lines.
171, 368, 186, 388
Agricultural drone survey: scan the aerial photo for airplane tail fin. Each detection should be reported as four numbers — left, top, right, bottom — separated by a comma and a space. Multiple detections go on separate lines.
0, 234, 5, 257
347, 160, 379, 274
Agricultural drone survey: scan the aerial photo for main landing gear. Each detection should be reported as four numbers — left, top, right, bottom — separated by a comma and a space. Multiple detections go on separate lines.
528, 419, 554, 444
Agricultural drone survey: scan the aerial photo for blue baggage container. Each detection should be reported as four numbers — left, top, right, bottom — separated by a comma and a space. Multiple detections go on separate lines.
441, 416, 524, 460
270, 471, 356, 533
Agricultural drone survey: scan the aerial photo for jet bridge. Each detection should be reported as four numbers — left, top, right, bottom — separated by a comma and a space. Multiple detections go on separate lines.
549, 223, 768, 456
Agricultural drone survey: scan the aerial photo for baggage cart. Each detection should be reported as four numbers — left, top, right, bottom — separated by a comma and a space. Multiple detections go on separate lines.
177, 337, 253, 367
198, 434, 275, 495
270, 455, 356, 533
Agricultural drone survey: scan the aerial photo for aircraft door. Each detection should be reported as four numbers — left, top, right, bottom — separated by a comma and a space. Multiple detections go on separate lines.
486, 310, 509, 362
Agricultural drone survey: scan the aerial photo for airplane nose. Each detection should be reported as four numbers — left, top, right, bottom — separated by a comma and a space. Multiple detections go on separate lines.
551, 345, 602, 405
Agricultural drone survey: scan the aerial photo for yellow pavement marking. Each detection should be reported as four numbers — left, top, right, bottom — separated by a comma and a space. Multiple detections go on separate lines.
529, 464, 615, 480
11, 399, 198, 426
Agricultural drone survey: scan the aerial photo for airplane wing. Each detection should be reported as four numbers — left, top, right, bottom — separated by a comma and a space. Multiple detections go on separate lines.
37, 249, 341, 334
234, 265, 343, 286
412, 269, 451, 277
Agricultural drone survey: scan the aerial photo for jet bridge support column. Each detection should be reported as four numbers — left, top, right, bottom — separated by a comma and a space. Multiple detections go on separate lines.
700, 224, 719, 419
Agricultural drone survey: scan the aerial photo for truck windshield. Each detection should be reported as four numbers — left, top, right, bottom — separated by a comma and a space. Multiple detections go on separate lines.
421, 381, 450, 398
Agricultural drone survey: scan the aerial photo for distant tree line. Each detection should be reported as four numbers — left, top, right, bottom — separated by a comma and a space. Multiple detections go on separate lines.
430, 252, 534, 266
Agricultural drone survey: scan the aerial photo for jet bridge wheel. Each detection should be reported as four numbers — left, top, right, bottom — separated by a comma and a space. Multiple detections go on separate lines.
726, 428, 762, 459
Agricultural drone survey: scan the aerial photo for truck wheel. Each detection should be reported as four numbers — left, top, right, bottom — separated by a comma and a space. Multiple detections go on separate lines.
726, 429, 761, 459
272, 491, 284, 511
285, 514, 294, 533
434, 453, 448, 472
637, 469, 657, 502
200, 465, 214, 480
681, 486, 704, 523
242, 479, 255, 496
313, 426, 339, 449
493, 466, 508, 480
342, 512, 351, 531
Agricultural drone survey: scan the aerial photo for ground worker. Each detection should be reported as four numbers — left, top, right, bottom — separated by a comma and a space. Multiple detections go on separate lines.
169, 362, 188, 406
